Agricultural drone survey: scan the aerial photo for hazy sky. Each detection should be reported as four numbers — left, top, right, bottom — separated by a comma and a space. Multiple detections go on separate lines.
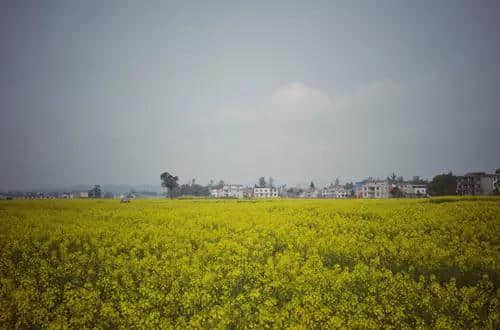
1, 0, 499, 189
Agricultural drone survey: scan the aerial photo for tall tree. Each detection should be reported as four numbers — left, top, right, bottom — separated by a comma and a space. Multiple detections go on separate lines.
258, 177, 266, 187
160, 172, 179, 198
427, 172, 457, 196
268, 177, 274, 188
335, 178, 340, 186
310, 181, 315, 190
88, 185, 102, 198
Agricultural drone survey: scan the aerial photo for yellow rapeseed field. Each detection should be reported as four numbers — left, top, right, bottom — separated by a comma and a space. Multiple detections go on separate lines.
0, 197, 499, 328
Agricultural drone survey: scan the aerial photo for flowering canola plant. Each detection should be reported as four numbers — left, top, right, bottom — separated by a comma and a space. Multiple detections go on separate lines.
0, 197, 499, 328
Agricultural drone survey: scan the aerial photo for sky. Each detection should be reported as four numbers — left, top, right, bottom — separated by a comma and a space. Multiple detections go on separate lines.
1, 0, 499, 190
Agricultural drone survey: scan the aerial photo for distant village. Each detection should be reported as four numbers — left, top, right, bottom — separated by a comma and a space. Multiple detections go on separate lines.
209, 170, 499, 199
1, 169, 499, 200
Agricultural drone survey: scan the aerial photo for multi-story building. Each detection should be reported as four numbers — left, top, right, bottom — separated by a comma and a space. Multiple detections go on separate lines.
253, 186, 278, 198
413, 184, 427, 196
211, 185, 245, 198
457, 172, 499, 195
222, 185, 244, 198
397, 183, 427, 197
362, 181, 390, 198
322, 186, 349, 198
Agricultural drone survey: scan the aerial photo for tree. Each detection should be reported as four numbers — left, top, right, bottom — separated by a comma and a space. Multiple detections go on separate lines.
388, 173, 397, 183
427, 172, 457, 196
286, 187, 303, 197
397, 176, 404, 183
160, 172, 179, 198
344, 182, 355, 197
88, 185, 102, 198
335, 178, 340, 186
176, 183, 210, 197
268, 177, 274, 188
258, 177, 266, 187
496, 168, 500, 174
310, 181, 315, 190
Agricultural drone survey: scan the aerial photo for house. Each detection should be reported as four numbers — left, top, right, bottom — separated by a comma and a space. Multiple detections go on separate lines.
322, 185, 349, 198
210, 188, 222, 198
457, 172, 499, 195
397, 183, 427, 197
397, 183, 413, 196
362, 181, 390, 198
254, 186, 278, 198
413, 184, 427, 196
222, 185, 245, 198
211, 185, 246, 198
73, 191, 88, 198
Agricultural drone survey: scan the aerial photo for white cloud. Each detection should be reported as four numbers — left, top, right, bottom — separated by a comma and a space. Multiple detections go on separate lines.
268, 82, 333, 119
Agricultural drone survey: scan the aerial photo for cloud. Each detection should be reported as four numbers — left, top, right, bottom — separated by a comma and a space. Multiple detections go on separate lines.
268, 82, 333, 119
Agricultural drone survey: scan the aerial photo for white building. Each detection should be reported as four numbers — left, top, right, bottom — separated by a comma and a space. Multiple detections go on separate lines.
74, 191, 88, 198
397, 183, 427, 197
362, 181, 390, 198
413, 184, 427, 196
253, 187, 278, 198
322, 186, 349, 198
222, 185, 245, 198
211, 185, 246, 198
210, 189, 222, 198
397, 183, 413, 196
